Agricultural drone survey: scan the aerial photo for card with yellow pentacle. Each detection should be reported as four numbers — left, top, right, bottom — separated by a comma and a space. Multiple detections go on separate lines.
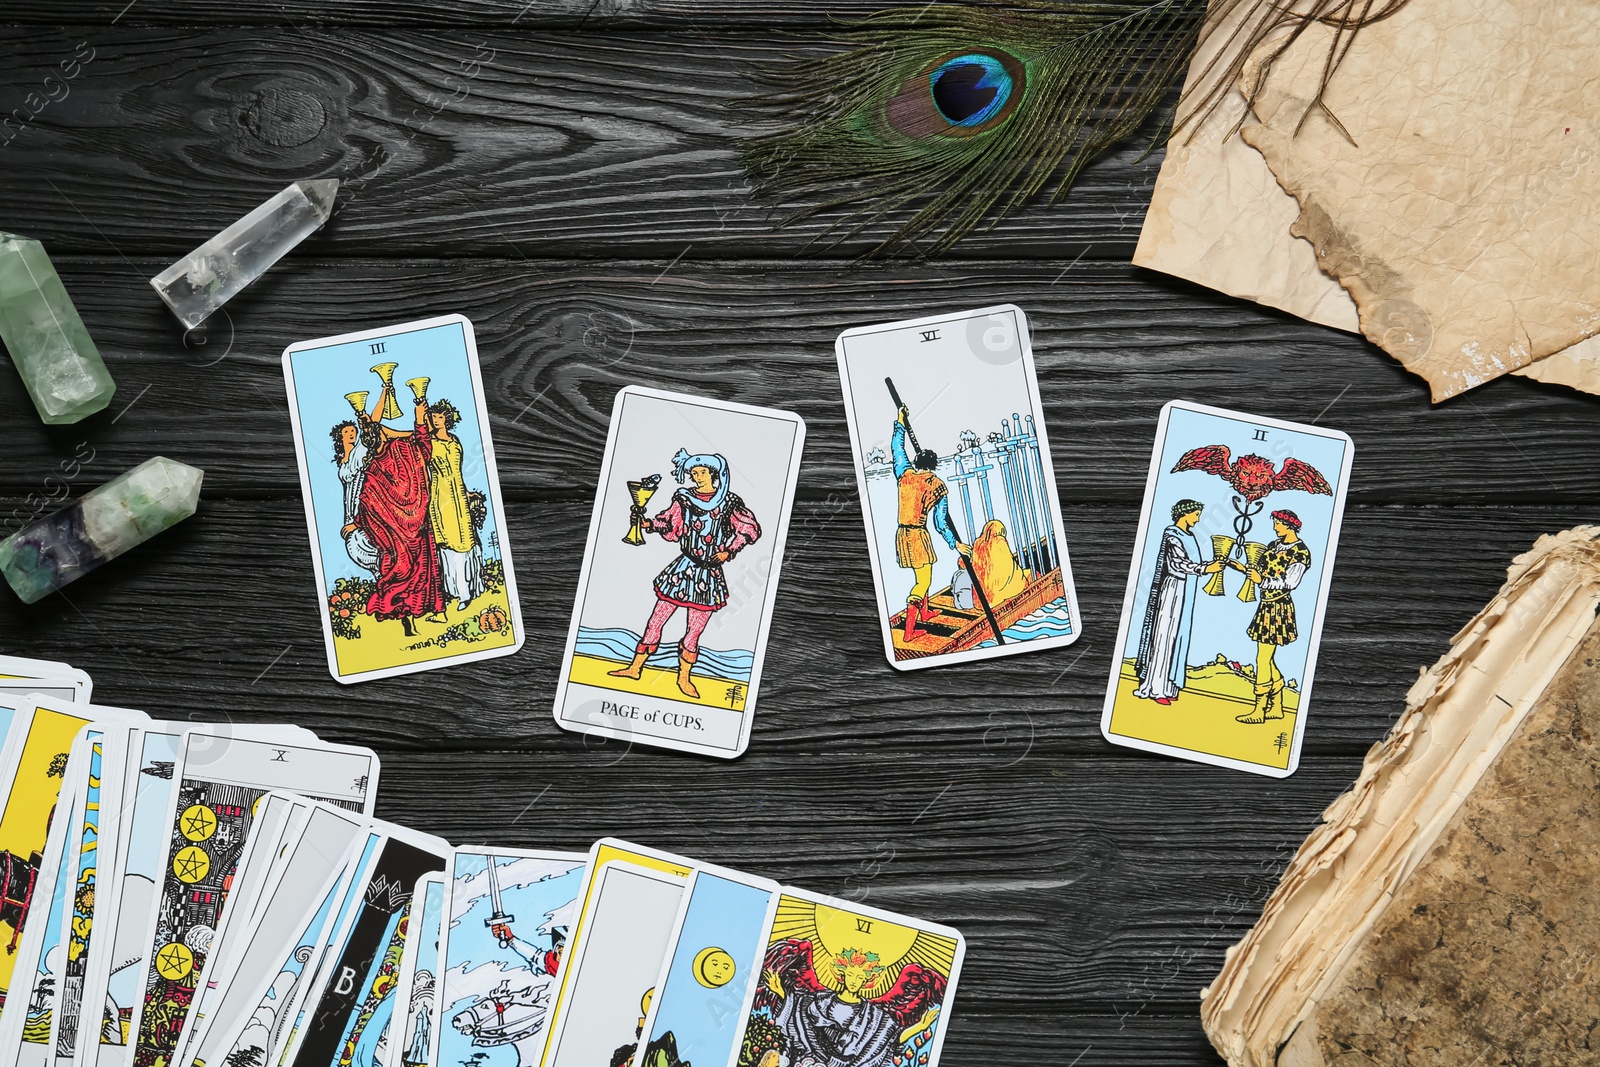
125, 729, 377, 1067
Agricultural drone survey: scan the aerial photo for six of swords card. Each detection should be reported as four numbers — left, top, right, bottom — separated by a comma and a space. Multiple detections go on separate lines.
836, 305, 1083, 670
552, 386, 806, 759
1101, 400, 1354, 777
283, 314, 525, 684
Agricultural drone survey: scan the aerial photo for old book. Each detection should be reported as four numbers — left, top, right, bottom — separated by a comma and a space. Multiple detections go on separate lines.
1201, 526, 1600, 1066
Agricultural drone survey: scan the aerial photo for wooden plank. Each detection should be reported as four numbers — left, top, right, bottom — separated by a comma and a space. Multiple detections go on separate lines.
1, 261, 1595, 502
0, 495, 1581, 758
0, 27, 1166, 260
6, 0, 1139, 30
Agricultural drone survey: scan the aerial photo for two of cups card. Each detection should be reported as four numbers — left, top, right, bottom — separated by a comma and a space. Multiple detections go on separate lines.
280, 307, 1351, 776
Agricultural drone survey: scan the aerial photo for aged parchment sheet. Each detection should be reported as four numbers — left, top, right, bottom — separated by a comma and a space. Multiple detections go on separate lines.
1135, 1, 1600, 399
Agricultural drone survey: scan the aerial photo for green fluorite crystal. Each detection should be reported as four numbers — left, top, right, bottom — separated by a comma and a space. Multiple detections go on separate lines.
0, 230, 116, 424
0, 457, 203, 604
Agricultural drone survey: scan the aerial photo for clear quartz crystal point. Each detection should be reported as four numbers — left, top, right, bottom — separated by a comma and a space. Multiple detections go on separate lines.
149, 179, 338, 329
0, 230, 117, 424
0, 456, 203, 604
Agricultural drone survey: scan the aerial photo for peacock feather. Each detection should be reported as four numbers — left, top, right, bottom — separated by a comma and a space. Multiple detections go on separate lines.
740, 0, 1409, 256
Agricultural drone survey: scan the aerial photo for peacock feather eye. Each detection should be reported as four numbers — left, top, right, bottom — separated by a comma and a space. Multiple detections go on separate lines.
929, 53, 1015, 127
885, 49, 1024, 139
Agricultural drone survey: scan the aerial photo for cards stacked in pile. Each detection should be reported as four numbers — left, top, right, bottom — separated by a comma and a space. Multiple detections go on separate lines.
0, 657, 966, 1067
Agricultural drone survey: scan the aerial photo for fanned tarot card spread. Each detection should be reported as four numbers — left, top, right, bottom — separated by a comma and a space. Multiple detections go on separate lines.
743, 888, 967, 1067
552, 387, 805, 759
283, 314, 524, 683
126, 731, 378, 1067
1102, 402, 1353, 777
836, 305, 1082, 670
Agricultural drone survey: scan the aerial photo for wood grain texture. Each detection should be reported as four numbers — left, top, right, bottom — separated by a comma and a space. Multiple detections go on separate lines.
0, 26, 1161, 260
11, 0, 1045, 29
2, 5, 1596, 1063
1, 261, 1596, 502
0, 496, 1586, 759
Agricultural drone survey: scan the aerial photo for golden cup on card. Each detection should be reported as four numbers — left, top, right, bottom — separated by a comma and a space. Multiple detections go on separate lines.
621, 475, 662, 546
405, 376, 430, 404
370, 362, 403, 420
1235, 541, 1269, 602
1204, 535, 1235, 596
343, 391, 369, 416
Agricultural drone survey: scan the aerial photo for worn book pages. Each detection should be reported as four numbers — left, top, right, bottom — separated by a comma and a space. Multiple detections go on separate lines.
1201, 527, 1600, 1066
1134, 1, 1600, 399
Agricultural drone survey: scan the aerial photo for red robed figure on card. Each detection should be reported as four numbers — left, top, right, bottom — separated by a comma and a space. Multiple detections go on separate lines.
355, 375, 445, 633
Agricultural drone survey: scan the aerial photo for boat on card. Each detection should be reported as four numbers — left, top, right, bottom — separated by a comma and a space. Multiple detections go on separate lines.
890, 567, 1065, 660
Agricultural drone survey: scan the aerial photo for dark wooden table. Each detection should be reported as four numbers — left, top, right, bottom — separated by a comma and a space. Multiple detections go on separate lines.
4, 3, 1598, 1062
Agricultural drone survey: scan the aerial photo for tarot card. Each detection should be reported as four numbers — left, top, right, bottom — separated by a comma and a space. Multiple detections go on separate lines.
430, 848, 587, 1067
76, 725, 187, 1067
0, 656, 89, 786
181, 801, 367, 1067
384, 872, 442, 1067
636, 867, 779, 1067
540, 861, 687, 1067
170, 794, 305, 1066
0, 700, 146, 1023
537, 840, 695, 1062
0, 731, 93, 1063
45, 726, 132, 1067
74, 727, 160, 1067
741, 888, 967, 1067
0, 654, 91, 710
127, 732, 379, 1067
283, 314, 525, 684
285, 827, 450, 1067
1101, 400, 1354, 777
836, 305, 1083, 669
552, 387, 805, 759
